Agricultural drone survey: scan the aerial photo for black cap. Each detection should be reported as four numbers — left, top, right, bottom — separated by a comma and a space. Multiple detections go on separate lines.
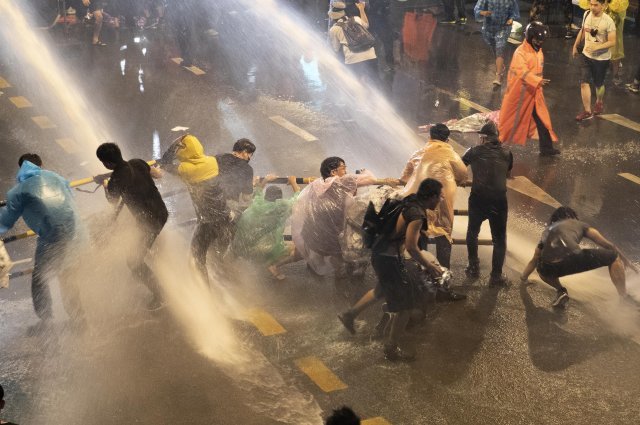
478, 121, 499, 137
429, 123, 450, 141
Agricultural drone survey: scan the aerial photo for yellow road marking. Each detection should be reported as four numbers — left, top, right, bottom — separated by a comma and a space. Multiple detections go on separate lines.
600, 114, 640, 133
269, 115, 318, 142
295, 356, 347, 392
246, 308, 286, 336
436, 88, 491, 113
507, 176, 562, 209
55, 138, 78, 154
618, 173, 640, 185
9, 96, 32, 108
31, 116, 56, 129
171, 57, 206, 75
0, 76, 11, 89
362, 418, 392, 425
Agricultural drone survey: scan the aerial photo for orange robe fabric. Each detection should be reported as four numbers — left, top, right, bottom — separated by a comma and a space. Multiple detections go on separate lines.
499, 40, 558, 145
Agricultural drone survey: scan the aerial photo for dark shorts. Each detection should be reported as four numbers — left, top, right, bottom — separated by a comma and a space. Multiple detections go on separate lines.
537, 248, 617, 278
371, 254, 415, 312
580, 54, 610, 87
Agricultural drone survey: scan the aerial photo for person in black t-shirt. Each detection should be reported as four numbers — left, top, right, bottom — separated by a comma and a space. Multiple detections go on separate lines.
461, 121, 513, 286
215, 138, 256, 257
371, 178, 444, 361
521, 206, 638, 308
96, 143, 168, 310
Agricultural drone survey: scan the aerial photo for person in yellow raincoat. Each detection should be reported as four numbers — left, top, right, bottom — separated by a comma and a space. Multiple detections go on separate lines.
498, 21, 560, 156
397, 124, 468, 268
580, 0, 627, 85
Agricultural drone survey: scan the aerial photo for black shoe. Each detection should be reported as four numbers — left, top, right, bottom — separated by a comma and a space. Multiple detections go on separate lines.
465, 263, 480, 279
337, 312, 356, 335
436, 287, 467, 301
552, 291, 570, 308
384, 346, 416, 362
540, 148, 561, 156
488, 274, 511, 287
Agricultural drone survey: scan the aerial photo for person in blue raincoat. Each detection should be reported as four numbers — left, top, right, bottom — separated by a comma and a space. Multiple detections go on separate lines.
0, 153, 84, 329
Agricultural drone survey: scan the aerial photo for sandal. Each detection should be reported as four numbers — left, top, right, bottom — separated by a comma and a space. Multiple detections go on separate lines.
267, 266, 286, 281
92, 41, 107, 47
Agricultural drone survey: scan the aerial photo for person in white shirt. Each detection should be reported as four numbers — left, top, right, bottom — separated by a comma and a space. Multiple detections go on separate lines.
572, 0, 616, 121
328, 1, 379, 84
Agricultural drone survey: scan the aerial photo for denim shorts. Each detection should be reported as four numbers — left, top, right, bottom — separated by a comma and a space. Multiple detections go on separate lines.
482, 27, 510, 57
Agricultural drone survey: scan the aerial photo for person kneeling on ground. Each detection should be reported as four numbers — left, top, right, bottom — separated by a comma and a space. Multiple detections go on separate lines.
521, 206, 638, 308
231, 175, 301, 280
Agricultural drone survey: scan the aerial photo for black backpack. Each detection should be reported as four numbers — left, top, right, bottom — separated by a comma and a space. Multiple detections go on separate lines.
336, 17, 376, 53
361, 198, 404, 249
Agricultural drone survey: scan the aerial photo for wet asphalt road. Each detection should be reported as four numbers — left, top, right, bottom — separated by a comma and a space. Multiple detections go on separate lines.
1, 1, 640, 423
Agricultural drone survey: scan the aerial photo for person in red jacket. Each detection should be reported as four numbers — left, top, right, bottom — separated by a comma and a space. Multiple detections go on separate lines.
498, 22, 560, 156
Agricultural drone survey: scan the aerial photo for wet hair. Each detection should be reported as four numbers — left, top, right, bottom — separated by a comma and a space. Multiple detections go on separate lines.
591, 0, 606, 4
325, 406, 360, 425
320, 156, 345, 179
416, 178, 443, 201
96, 143, 124, 164
233, 138, 256, 154
18, 153, 42, 167
549, 206, 579, 224
264, 185, 283, 202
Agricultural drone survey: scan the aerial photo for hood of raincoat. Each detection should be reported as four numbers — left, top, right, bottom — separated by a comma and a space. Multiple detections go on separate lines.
1, 162, 77, 241
176, 135, 219, 184
16, 160, 42, 183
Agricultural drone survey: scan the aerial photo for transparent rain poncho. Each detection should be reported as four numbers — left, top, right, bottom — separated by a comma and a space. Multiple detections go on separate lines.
0, 241, 12, 288
232, 188, 299, 264
418, 110, 500, 134
291, 171, 377, 275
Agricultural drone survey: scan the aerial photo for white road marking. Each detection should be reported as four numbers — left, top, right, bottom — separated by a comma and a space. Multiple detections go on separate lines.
269, 115, 318, 142
436, 88, 492, 113
171, 58, 206, 75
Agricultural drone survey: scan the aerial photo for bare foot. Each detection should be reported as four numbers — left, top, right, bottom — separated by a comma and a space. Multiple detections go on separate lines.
267, 265, 286, 281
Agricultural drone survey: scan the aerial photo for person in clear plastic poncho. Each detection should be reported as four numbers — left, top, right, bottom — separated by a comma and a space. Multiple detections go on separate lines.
291, 157, 379, 277
0, 154, 84, 328
232, 175, 301, 280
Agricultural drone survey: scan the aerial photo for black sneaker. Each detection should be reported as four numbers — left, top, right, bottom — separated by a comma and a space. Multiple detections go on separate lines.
337, 312, 356, 335
540, 148, 561, 156
465, 263, 480, 279
552, 291, 570, 308
488, 274, 511, 287
383, 346, 416, 362
436, 287, 467, 301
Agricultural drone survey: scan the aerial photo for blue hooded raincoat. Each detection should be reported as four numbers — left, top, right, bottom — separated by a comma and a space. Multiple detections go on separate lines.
0, 161, 77, 242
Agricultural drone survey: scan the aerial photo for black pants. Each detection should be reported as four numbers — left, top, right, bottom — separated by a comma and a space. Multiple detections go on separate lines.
433, 235, 452, 269
466, 193, 508, 277
32, 234, 83, 321
532, 107, 554, 153
371, 254, 415, 313
191, 220, 229, 283
443, 0, 466, 20
128, 225, 164, 301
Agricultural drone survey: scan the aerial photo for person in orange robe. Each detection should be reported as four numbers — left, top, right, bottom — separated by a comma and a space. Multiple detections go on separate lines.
498, 21, 560, 156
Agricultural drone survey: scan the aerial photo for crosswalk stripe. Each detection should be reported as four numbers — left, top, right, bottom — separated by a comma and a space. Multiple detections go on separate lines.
171, 57, 206, 75
269, 115, 318, 142
436, 88, 492, 113
507, 175, 562, 209
618, 173, 640, 185
600, 114, 640, 133
0, 76, 11, 89
31, 115, 56, 129
246, 308, 286, 336
9, 96, 32, 108
295, 356, 347, 392
362, 418, 392, 425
